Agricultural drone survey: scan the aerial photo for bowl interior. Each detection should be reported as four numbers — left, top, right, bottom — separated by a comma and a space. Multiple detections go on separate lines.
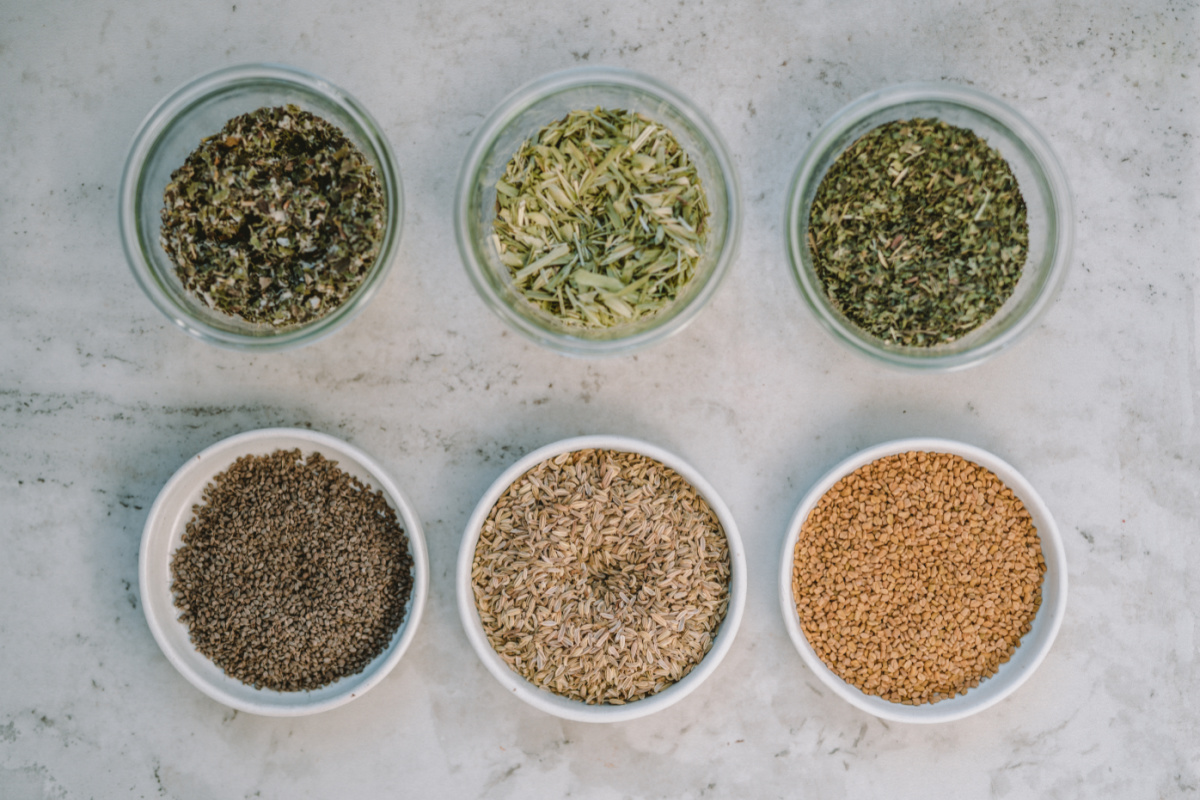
787, 84, 1072, 370
778, 438, 1067, 723
456, 435, 746, 722
140, 428, 427, 716
458, 70, 739, 354
123, 66, 402, 349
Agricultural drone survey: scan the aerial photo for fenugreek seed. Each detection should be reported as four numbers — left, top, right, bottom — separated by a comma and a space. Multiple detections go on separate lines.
792, 451, 1044, 705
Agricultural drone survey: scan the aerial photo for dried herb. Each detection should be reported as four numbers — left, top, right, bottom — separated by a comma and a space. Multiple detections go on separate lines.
492, 108, 709, 329
808, 118, 1028, 346
160, 105, 386, 327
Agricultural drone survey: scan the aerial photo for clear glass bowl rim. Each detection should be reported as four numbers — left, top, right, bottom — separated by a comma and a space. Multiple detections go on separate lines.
118, 62, 404, 351
454, 65, 742, 357
784, 81, 1074, 372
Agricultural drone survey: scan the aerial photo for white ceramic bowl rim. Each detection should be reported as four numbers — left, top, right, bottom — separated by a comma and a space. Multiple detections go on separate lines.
784, 81, 1074, 372
456, 434, 747, 722
139, 428, 429, 716
454, 66, 742, 357
777, 437, 1067, 723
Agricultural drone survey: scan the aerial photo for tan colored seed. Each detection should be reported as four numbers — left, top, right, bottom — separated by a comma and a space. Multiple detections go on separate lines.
471, 449, 731, 705
791, 451, 1045, 705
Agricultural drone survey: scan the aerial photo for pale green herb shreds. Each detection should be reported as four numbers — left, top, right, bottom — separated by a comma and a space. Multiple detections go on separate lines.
161, 105, 386, 327
808, 118, 1028, 346
492, 108, 710, 328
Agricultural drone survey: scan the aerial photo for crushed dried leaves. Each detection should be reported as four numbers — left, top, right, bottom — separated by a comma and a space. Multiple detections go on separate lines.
492, 108, 709, 329
808, 118, 1028, 346
160, 105, 386, 327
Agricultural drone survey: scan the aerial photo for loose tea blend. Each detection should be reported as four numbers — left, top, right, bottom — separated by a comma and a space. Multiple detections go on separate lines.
471, 449, 730, 705
491, 108, 709, 329
160, 105, 386, 327
170, 449, 413, 692
791, 451, 1045, 705
807, 118, 1028, 346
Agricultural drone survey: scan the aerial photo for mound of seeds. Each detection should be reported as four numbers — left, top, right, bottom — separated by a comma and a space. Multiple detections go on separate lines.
170, 449, 413, 692
161, 105, 386, 327
791, 451, 1045, 705
471, 448, 731, 705
491, 107, 710, 329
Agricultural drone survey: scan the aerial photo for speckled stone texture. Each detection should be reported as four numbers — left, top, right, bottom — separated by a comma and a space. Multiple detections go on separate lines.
1, 1, 1196, 798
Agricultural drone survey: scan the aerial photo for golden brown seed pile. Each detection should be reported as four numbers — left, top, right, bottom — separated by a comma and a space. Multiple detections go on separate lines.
471, 449, 731, 705
791, 451, 1045, 705
170, 449, 414, 692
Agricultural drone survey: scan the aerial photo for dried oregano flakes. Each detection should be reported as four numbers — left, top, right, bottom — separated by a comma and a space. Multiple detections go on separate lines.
808, 118, 1028, 347
160, 105, 386, 327
491, 108, 710, 329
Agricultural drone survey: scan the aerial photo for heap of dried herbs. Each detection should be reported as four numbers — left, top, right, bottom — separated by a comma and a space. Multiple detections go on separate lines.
807, 118, 1028, 346
491, 108, 709, 329
160, 105, 386, 327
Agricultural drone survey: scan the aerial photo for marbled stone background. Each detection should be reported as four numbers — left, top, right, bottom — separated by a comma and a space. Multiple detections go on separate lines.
1, 1, 1196, 797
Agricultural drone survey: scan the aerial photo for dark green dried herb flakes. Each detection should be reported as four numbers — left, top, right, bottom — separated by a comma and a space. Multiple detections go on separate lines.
808, 118, 1028, 347
492, 107, 709, 329
160, 105, 385, 327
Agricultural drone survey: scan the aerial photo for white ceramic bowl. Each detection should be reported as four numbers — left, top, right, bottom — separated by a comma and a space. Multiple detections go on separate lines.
457, 435, 746, 722
139, 428, 428, 716
778, 437, 1067, 723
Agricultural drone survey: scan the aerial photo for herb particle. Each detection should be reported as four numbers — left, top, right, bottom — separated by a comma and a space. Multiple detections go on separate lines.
808, 119, 1029, 346
160, 105, 386, 327
492, 108, 710, 329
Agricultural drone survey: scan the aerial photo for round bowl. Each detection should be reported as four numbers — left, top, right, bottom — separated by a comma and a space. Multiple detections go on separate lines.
455, 67, 741, 357
785, 83, 1073, 371
119, 63, 403, 351
139, 428, 428, 716
457, 435, 746, 722
778, 437, 1067, 723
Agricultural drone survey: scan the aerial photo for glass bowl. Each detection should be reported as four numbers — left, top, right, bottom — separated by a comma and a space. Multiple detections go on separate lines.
455, 67, 741, 357
785, 83, 1073, 371
119, 64, 403, 351
139, 428, 429, 716
778, 438, 1067, 723
456, 435, 747, 722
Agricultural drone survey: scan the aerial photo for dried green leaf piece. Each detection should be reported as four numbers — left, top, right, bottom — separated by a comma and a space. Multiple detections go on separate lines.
808, 118, 1028, 347
493, 107, 710, 329
160, 105, 386, 327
